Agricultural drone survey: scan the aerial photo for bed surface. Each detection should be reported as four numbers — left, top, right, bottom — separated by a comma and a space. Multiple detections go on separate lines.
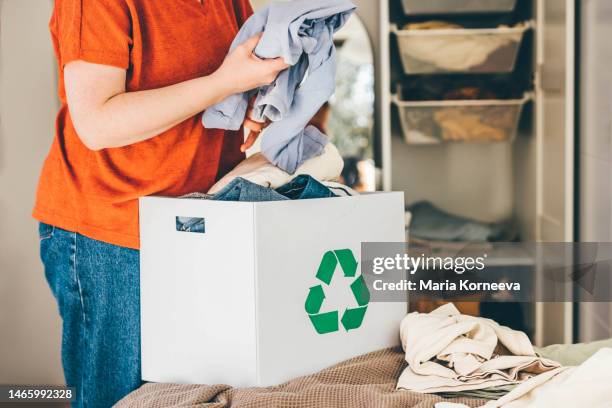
116, 347, 486, 408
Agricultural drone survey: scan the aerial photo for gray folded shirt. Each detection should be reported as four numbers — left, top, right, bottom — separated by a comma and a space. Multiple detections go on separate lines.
202, 0, 356, 174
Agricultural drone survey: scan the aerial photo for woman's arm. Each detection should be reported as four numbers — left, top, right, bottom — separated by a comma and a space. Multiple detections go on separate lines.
65, 34, 288, 151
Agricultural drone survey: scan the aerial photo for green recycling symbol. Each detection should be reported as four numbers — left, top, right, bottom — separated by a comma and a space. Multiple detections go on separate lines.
304, 249, 370, 334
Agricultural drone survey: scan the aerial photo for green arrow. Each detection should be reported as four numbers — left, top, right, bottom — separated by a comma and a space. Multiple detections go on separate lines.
304, 285, 325, 314
307, 249, 368, 335
350, 275, 370, 306
341, 306, 368, 331
335, 249, 358, 277
316, 251, 337, 285
309, 311, 339, 334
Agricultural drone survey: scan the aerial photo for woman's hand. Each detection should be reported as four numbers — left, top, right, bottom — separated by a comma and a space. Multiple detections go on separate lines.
217, 33, 289, 152
241, 101, 332, 153
213, 34, 290, 95
240, 98, 269, 152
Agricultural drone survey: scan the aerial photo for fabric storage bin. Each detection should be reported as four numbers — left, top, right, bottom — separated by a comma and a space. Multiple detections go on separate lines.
401, 0, 517, 16
140, 192, 407, 387
392, 90, 531, 144
392, 23, 532, 74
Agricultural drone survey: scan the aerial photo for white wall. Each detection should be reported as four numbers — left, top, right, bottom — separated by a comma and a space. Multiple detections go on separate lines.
0, 0, 63, 385
578, 0, 612, 342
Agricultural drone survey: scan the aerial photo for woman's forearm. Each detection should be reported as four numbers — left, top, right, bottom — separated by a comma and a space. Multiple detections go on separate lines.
65, 35, 288, 151
66, 63, 234, 150
90, 75, 233, 149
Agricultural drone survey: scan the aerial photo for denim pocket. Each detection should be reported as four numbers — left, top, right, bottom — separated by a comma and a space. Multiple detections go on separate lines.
38, 222, 55, 241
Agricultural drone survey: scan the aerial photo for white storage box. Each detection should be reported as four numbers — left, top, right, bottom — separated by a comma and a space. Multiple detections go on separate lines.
401, 0, 517, 16
392, 23, 531, 74
140, 192, 407, 387
393, 92, 531, 144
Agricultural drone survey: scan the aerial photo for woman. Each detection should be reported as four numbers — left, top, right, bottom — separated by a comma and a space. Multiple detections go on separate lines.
33, 0, 287, 406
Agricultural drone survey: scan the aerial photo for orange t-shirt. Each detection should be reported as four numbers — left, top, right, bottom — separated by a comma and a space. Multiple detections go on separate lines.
33, 0, 253, 249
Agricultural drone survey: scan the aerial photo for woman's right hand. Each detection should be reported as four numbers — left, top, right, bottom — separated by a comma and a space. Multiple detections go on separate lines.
213, 33, 290, 95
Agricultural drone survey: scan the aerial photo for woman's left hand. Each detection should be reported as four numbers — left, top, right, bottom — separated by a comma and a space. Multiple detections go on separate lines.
241, 99, 269, 152
241, 101, 329, 153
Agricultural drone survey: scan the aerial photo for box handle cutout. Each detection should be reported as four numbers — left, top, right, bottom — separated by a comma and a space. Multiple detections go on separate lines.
176, 216, 205, 234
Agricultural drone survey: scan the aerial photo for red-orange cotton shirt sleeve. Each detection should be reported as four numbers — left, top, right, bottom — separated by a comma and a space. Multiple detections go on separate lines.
52, 0, 132, 68
34, 0, 249, 249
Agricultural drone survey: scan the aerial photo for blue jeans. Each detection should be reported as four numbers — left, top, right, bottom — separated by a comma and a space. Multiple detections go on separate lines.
39, 223, 141, 407
212, 175, 337, 202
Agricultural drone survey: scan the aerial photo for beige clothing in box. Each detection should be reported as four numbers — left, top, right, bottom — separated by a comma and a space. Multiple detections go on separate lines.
397, 304, 560, 393
207, 143, 344, 194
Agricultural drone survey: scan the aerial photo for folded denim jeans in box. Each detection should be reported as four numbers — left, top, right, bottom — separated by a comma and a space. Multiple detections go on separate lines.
177, 175, 346, 232
212, 175, 338, 202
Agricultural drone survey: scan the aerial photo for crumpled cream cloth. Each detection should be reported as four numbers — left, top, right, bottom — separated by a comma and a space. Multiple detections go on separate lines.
397, 304, 560, 393
207, 143, 344, 195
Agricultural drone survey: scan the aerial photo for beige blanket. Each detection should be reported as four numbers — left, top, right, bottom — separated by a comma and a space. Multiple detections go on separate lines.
116, 348, 486, 408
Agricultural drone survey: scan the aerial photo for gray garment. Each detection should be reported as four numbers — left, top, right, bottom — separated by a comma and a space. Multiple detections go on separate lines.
437, 384, 517, 400
408, 201, 513, 242
202, 0, 356, 174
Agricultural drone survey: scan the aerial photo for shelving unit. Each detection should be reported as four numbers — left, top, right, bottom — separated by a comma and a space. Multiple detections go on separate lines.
376, 0, 576, 345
